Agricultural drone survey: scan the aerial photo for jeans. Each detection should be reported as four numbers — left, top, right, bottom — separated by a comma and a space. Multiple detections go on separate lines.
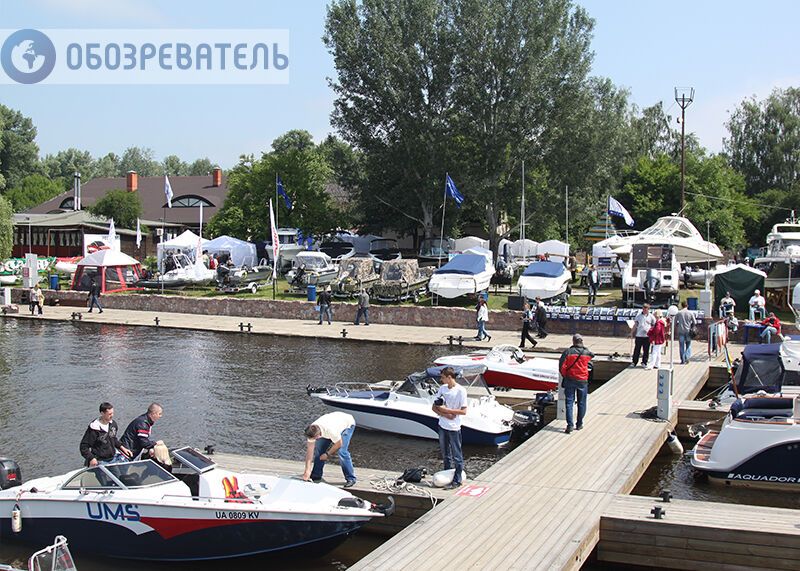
311, 424, 355, 482
355, 307, 369, 325
477, 320, 490, 340
563, 378, 588, 429
98, 452, 129, 465
88, 294, 103, 312
632, 337, 650, 366
760, 326, 778, 344
749, 306, 766, 321
438, 426, 464, 485
587, 284, 597, 305
520, 323, 537, 347
318, 304, 332, 324
678, 333, 692, 364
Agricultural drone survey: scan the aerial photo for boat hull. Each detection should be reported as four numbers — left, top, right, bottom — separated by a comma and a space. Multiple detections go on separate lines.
434, 355, 558, 391
429, 272, 493, 299
694, 439, 800, 490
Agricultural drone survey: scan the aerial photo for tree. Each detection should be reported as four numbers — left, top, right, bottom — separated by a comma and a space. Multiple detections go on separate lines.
271, 130, 315, 154
93, 152, 122, 177
87, 189, 143, 229
5, 174, 66, 212
119, 147, 160, 176
41, 148, 96, 190
162, 155, 189, 176
0, 196, 13, 259
187, 158, 214, 176
0, 104, 40, 191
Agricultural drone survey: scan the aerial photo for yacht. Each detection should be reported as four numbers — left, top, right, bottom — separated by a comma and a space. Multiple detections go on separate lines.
516, 261, 571, 304
434, 345, 559, 391
610, 215, 723, 264
621, 243, 680, 307
429, 247, 494, 299
754, 217, 800, 289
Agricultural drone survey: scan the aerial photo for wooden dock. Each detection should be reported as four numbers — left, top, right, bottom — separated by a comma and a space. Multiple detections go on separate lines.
675, 399, 730, 439
352, 361, 710, 570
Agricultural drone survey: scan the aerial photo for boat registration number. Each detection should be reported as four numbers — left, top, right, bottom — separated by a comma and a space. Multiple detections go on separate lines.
215, 510, 260, 520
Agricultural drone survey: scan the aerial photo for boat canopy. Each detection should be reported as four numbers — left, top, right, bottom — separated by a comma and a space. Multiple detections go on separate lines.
434, 254, 487, 275
734, 343, 784, 395
522, 261, 565, 278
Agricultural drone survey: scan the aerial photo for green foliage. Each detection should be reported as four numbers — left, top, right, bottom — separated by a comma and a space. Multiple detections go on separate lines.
119, 147, 160, 177
271, 130, 315, 154
0, 195, 13, 259
93, 153, 122, 177
0, 104, 40, 191
162, 155, 189, 176
41, 148, 95, 190
87, 188, 143, 229
5, 174, 66, 212
143, 256, 158, 272
187, 158, 215, 176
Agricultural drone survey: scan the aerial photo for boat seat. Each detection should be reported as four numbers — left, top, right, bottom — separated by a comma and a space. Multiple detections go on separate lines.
346, 390, 390, 400
736, 408, 794, 420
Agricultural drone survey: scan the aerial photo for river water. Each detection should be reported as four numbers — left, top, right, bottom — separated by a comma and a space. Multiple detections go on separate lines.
0, 319, 505, 569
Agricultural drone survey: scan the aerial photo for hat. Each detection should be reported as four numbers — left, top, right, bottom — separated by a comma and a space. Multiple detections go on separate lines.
572, 334, 583, 345
326, 285, 332, 292
755, 289, 760, 294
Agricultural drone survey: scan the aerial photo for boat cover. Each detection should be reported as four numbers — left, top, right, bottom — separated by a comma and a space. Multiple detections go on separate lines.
522, 261, 566, 278
434, 254, 486, 275
735, 343, 783, 394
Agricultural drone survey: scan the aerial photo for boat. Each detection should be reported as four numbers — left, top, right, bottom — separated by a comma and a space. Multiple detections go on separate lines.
371, 259, 431, 302
307, 364, 514, 445
368, 239, 401, 262
218, 259, 272, 287
319, 237, 356, 263
267, 228, 306, 271
516, 261, 571, 304
754, 217, 800, 290
429, 247, 494, 299
449, 236, 489, 253
54, 257, 82, 275
285, 251, 337, 290
434, 345, 559, 391
417, 238, 450, 267
609, 215, 724, 264
331, 258, 380, 298
710, 340, 800, 405
498, 239, 538, 271
136, 253, 206, 289
0, 447, 391, 561
621, 244, 680, 307
0, 535, 77, 571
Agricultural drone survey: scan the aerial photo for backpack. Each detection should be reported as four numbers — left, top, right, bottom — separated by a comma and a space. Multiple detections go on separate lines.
397, 466, 427, 484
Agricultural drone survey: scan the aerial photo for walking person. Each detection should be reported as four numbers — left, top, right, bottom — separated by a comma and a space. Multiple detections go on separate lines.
475, 297, 491, 341
354, 288, 370, 326
645, 309, 667, 370
318, 286, 333, 325
79, 402, 132, 466
87, 277, 103, 313
559, 334, 594, 434
302, 411, 356, 487
759, 312, 782, 344
432, 367, 467, 489
586, 265, 600, 305
519, 302, 537, 348
535, 297, 548, 338
29, 283, 44, 315
631, 303, 655, 367
674, 301, 697, 364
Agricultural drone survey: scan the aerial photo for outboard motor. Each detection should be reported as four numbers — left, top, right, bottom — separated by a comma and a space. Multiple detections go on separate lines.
510, 392, 555, 443
0, 457, 22, 489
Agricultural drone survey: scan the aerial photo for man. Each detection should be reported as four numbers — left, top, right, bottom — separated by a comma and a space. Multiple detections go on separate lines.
79, 402, 132, 466
302, 411, 356, 487
87, 277, 103, 313
759, 312, 782, 344
674, 301, 697, 364
318, 286, 333, 325
201, 250, 210, 268
682, 265, 692, 289
432, 367, 467, 489
631, 303, 656, 367
534, 297, 548, 339
29, 284, 44, 316
719, 291, 736, 318
749, 289, 766, 321
121, 403, 163, 460
559, 334, 594, 433
586, 265, 600, 305
519, 302, 537, 348
354, 288, 370, 326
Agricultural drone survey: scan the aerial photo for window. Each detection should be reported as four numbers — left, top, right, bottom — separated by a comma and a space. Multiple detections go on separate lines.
105, 461, 176, 487
165, 195, 214, 208
62, 467, 120, 489
59, 197, 75, 209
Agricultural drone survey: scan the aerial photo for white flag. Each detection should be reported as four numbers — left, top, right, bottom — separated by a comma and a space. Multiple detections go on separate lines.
135, 218, 142, 248
269, 199, 279, 279
199, 203, 204, 238
107, 218, 117, 248
608, 196, 635, 227
164, 175, 173, 208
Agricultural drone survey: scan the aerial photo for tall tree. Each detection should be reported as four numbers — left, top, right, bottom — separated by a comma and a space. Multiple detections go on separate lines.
0, 196, 13, 258
87, 189, 143, 229
187, 158, 214, 176
162, 154, 189, 176
93, 152, 122, 177
5, 174, 66, 212
41, 148, 95, 189
0, 104, 40, 191
119, 146, 160, 177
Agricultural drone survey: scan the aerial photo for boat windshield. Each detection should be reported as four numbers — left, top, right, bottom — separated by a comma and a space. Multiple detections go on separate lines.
401, 365, 492, 396
296, 255, 328, 270
420, 239, 449, 257
171, 447, 217, 474
639, 217, 700, 240
62, 460, 176, 490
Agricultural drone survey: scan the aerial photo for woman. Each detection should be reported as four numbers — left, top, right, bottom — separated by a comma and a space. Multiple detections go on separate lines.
645, 309, 667, 370
476, 297, 491, 342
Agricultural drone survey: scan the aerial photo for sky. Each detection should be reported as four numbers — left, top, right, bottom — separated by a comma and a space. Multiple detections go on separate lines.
1, 0, 799, 169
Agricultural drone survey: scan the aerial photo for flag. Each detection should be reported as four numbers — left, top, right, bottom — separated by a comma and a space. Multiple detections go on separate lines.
164, 175, 173, 208
269, 198, 279, 279
135, 218, 142, 248
199, 203, 204, 238
277, 175, 292, 210
445, 174, 464, 207
608, 196, 634, 227
107, 218, 116, 247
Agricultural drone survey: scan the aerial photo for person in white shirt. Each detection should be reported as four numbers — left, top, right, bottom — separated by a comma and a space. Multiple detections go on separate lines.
432, 367, 468, 489
303, 411, 357, 487
748, 289, 766, 321
719, 291, 736, 318
475, 297, 491, 341
586, 265, 601, 305
631, 304, 656, 367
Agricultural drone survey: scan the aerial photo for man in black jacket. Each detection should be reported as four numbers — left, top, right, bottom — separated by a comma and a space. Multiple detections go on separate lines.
79, 402, 132, 466
121, 403, 164, 460
87, 276, 103, 313
535, 297, 548, 338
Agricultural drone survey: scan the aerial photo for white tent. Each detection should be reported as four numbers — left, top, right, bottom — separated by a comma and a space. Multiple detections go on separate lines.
537, 240, 570, 262
157, 230, 207, 265
203, 235, 258, 267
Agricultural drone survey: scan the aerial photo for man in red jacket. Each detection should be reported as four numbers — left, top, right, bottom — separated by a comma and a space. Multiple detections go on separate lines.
759, 313, 782, 344
559, 334, 595, 434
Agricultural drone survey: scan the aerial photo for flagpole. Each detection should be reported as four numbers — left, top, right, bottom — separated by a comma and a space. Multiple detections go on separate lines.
565, 185, 569, 244
521, 161, 525, 242
605, 195, 610, 238
438, 173, 448, 270
161, 206, 165, 295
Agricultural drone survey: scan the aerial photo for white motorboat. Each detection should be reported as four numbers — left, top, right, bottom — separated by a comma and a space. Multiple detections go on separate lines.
54, 257, 82, 275
286, 251, 337, 289
610, 215, 723, 264
319, 237, 356, 262
307, 365, 514, 445
498, 238, 538, 271
138, 253, 212, 289
0, 447, 391, 561
429, 247, 494, 299
434, 345, 559, 391
621, 244, 680, 307
449, 236, 489, 253
517, 261, 571, 304
267, 228, 306, 270
754, 217, 800, 290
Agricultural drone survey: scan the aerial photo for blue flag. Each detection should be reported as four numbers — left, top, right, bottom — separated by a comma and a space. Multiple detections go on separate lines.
445, 174, 464, 207
277, 175, 292, 210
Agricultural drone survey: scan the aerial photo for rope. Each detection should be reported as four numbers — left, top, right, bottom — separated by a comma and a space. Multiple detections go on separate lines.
634, 406, 669, 423
369, 476, 440, 508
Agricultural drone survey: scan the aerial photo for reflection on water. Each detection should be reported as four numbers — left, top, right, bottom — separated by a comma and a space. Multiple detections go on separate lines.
0, 319, 507, 569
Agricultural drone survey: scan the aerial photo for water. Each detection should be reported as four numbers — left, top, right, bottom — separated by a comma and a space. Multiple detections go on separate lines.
0, 319, 506, 569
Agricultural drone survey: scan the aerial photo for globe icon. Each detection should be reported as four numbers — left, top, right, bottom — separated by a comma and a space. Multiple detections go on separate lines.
10, 40, 45, 74
1, 29, 56, 84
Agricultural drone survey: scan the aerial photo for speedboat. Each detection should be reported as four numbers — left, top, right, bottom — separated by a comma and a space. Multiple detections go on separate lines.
368, 239, 401, 262
0, 535, 76, 571
610, 215, 724, 264
517, 261, 571, 304
429, 247, 494, 299
307, 365, 514, 445
136, 253, 201, 289
319, 237, 356, 263
267, 228, 306, 271
371, 259, 431, 302
434, 345, 559, 391
498, 239, 538, 271
417, 238, 450, 267
286, 251, 337, 289
710, 340, 800, 405
0, 447, 391, 561
754, 217, 800, 290
621, 244, 680, 307
332, 258, 380, 298
54, 256, 82, 275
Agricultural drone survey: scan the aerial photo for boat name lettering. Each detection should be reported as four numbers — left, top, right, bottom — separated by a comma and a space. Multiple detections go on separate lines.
86, 503, 140, 521
727, 473, 798, 483
215, 510, 259, 520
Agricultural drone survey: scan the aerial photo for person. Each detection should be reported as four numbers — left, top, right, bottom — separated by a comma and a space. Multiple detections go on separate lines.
202, 250, 210, 268
559, 334, 594, 433
726, 313, 739, 333
120, 403, 164, 460
87, 277, 103, 313
568, 255, 577, 282
674, 301, 697, 364
302, 411, 356, 487
682, 265, 692, 289
209, 253, 218, 270
535, 297, 548, 338
519, 302, 537, 348
645, 309, 667, 370
29, 284, 44, 315
79, 402, 132, 466
749, 290, 766, 321
631, 303, 656, 367
586, 265, 600, 305
719, 291, 736, 318
759, 312, 782, 344
476, 297, 491, 341
318, 286, 333, 325
354, 288, 370, 326
432, 367, 467, 489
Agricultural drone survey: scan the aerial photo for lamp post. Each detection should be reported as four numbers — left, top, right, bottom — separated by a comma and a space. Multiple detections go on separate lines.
668, 304, 679, 370
675, 87, 695, 210
26, 216, 32, 254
